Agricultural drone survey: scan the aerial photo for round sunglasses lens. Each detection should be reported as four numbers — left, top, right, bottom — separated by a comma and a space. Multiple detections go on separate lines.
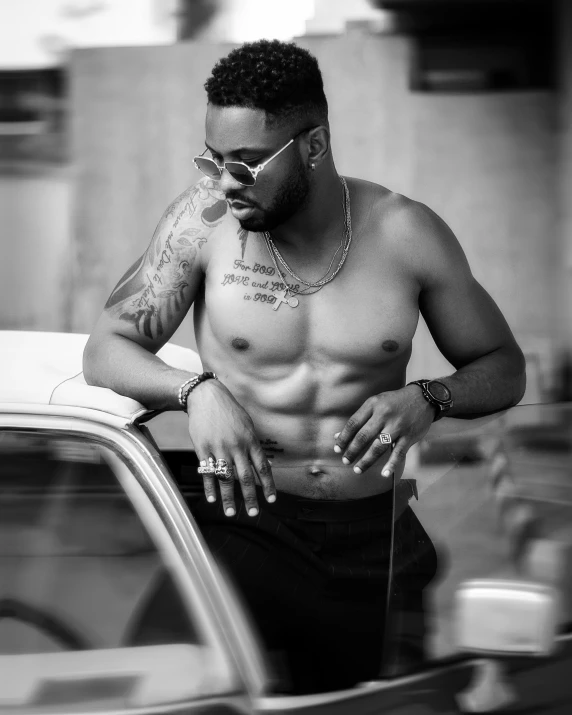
227, 163, 256, 186
195, 158, 222, 180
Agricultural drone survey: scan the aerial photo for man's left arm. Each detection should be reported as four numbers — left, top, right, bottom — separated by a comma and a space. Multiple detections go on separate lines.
415, 205, 526, 418
335, 201, 526, 478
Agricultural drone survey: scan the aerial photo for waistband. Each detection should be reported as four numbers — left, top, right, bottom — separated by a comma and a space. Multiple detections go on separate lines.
259, 479, 417, 523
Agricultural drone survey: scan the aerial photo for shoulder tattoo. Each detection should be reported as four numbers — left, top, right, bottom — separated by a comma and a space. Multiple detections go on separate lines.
104, 179, 225, 339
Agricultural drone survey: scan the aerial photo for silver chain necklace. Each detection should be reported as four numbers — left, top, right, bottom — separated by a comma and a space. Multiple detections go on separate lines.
264, 176, 352, 310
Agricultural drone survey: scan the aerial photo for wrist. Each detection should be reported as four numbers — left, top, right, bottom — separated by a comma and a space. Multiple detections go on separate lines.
179, 371, 218, 412
407, 379, 453, 421
406, 383, 439, 421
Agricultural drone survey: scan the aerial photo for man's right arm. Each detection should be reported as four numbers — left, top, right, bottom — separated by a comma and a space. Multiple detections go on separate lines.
83, 179, 226, 409
84, 180, 276, 515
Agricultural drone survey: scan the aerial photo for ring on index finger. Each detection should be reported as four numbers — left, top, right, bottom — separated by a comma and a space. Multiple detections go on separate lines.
215, 458, 235, 482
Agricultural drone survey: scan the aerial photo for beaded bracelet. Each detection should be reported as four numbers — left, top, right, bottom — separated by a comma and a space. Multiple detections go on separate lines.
178, 372, 217, 411
177, 377, 196, 409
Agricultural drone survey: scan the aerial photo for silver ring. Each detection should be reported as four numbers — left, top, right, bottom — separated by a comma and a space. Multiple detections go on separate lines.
379, 432, 393, 445
215, 459, 235, 482
197, 457, 216, 475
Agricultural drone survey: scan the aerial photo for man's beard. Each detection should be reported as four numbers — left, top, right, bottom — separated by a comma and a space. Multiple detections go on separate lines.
238, 162, 310, 233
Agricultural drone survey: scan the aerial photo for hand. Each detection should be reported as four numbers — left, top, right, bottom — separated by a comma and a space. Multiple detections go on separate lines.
186, 379, 276, 516
334, 385, 436, 479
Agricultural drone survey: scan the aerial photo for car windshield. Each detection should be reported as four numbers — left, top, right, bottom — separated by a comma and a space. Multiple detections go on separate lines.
148, 400, 572, 687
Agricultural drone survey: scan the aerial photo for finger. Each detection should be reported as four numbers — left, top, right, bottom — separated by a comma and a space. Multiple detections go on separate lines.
197, 456, 217, 503
352, 430, 395, 474
203, 474, 217, 502
234, 455, 260, 516
218, 475, 237, 517
334, 402, 374, 454
340, 421, 383, 466
380, 438, 409, 479
250, 446, 276, 503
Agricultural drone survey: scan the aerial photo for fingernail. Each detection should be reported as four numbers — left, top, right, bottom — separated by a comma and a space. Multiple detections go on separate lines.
342, 457, 350, 465
267, 494, 276, 503
225, 507, 236, 516
334, 445, 342, 453
382, 469, 391, 478
334, 432, 340, 439
354, 466, 362, 474
207, 495, 216, 503
248, 507, 258, 517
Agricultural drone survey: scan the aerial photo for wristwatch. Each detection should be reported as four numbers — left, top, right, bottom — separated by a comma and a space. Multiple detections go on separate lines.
407, 379, 453, 421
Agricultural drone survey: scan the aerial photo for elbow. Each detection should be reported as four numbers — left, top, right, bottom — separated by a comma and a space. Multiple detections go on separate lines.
82, 335, 104, 387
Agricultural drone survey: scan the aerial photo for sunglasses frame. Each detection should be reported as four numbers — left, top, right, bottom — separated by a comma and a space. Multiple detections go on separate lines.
193, 127, 317, 186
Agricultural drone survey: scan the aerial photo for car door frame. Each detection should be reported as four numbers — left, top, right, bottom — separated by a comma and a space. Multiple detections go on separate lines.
0, 409, 269, 713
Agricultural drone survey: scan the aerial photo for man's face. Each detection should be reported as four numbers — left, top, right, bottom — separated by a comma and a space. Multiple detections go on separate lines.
204, 105, 310, 232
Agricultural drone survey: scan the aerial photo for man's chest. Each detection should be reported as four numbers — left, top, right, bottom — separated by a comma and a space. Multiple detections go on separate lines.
198, 232, 420, 367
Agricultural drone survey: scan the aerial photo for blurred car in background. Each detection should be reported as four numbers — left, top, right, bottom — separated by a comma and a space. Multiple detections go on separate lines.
1, 330, 572, 714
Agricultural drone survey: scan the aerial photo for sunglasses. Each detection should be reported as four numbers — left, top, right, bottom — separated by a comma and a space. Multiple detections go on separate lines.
193, 127, 316, 187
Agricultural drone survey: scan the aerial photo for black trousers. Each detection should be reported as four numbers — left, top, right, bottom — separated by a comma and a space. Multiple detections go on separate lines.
189, 485, 438, 694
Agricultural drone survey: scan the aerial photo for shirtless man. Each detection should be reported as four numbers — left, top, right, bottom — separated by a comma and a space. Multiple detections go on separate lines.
84, 40, 526, 694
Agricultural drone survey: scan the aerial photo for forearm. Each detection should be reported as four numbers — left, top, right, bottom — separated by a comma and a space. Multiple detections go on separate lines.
83, 333, 197, 411
439, 345, 526, 419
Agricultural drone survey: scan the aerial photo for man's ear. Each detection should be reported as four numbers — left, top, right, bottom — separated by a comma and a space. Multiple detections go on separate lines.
306, 126, 330, 169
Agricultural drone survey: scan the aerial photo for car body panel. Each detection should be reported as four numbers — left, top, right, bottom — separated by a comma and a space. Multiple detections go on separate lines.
0, 330, 202, 425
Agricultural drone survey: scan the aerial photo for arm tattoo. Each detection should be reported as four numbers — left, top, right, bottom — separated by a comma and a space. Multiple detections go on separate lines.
104, 179, 225, 339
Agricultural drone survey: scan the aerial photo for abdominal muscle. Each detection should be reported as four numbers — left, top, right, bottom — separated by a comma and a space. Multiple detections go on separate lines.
218, 363, 406, 501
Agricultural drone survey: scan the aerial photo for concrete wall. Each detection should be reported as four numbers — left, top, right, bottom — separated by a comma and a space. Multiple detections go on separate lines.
70, 34, 559, 386
0, 170, 72, 331
407, 92, 557, 385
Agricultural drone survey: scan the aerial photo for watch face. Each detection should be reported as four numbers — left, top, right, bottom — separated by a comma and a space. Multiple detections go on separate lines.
428, 381, 451, 403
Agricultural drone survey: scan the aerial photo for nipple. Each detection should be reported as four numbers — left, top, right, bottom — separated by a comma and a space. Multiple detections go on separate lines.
231, 337, 250, 351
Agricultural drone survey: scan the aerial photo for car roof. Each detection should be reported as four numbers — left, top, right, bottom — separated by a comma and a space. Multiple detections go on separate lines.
0, 330, 202, 428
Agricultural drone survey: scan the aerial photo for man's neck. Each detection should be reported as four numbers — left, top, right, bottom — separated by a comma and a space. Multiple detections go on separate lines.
268, 167, 347, 256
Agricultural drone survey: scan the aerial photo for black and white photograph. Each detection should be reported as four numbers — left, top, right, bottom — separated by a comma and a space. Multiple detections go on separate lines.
1, 1, 572, 712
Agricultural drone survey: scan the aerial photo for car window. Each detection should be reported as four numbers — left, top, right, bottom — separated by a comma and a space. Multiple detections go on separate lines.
0, 430, 237, 711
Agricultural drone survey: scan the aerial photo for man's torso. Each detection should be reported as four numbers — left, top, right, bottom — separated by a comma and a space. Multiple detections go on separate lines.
193, 178, 423, 498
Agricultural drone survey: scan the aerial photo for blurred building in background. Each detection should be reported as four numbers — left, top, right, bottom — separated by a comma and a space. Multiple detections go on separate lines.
1, 0, 571, 402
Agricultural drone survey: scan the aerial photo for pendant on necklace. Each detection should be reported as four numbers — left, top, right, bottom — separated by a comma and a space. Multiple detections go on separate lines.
272, 289, 299, 311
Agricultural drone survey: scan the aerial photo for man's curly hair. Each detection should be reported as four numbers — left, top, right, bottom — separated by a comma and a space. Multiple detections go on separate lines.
205, 40, 328, 128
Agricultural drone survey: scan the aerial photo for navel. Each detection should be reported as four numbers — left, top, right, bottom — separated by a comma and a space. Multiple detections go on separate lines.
382, 339, 399, 353
231, 337, 250, 351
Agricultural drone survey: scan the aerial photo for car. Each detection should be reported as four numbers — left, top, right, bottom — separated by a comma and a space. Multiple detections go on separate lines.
1, 329, 572, 714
